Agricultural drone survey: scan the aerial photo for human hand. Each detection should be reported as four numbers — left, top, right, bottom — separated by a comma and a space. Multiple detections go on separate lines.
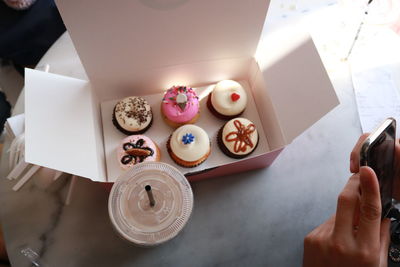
350, 134, 400, 201
303, 167, 390, 267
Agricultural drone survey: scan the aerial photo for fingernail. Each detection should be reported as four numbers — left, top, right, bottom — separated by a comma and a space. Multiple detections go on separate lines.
350, 158, 354, 171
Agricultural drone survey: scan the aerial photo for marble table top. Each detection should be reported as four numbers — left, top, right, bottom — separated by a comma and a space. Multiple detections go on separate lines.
1, 0, 390, 266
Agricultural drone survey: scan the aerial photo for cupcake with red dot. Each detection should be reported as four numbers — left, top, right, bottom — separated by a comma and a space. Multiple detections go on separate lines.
207, 80, 247, 120
161, 86, 200, 128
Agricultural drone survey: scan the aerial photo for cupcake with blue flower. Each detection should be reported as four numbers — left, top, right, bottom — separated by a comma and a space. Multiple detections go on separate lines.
167, 124, 211, 168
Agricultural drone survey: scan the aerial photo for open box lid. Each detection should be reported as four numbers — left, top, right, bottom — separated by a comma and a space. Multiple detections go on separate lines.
25, 69, 106, 180
254, 24, 339, 144
55, 0, 270, 98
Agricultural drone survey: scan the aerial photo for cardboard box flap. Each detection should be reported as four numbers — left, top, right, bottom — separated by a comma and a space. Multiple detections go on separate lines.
256, 33, 339, 144
25, 69, 107, 181
55, 0, 269, 95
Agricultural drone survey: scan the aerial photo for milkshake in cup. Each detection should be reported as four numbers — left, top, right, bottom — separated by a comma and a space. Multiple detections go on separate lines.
108, 162, 193, 246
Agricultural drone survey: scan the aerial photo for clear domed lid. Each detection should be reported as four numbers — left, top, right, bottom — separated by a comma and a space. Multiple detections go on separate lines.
108, 162, 193, 246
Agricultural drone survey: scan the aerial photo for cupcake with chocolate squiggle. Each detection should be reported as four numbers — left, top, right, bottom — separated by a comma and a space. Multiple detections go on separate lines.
117, 135, 160, 170
217, 118, 259, 159
161, 86, 200, 128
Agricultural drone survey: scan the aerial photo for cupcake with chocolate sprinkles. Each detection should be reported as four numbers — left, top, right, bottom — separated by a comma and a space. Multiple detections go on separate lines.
117, 135, 160, 170
113, 96, 153, 135
218, 118, 259, 159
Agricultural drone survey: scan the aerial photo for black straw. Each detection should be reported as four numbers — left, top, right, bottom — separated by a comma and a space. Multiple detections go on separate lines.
145, 185, 155, 207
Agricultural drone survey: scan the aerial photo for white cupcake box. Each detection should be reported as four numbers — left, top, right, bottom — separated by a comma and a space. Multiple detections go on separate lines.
24, 0, 338, 182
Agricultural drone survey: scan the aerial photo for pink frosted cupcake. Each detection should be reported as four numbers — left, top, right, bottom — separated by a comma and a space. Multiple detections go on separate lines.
161, 86, 200, 128
117, 135, 160, 170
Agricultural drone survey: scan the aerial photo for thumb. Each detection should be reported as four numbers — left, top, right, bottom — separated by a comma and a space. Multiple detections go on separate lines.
357, 166, 382, 244
379, 218, 391, 267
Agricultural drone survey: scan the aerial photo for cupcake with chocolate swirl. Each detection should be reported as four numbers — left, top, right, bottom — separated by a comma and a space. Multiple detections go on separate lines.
113, 96, 153, 135
117, 135, 160, 170
217, 118, 259, 159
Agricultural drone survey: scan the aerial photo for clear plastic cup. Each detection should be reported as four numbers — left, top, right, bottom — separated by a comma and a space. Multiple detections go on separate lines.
108, 162, 193, 246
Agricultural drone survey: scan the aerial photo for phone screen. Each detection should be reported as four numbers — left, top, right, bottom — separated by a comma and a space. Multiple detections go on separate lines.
362, 120, 396, 218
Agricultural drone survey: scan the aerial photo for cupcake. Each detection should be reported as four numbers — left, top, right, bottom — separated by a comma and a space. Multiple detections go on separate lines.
161, 86, 200, 128
113, 96, 153, 135
117, 135, 160, 170
218, 118, 259, 159
167, 124, 210, 168
207, 80, 247, 120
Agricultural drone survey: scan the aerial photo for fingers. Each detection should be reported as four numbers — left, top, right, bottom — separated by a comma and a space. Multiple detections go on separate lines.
379, 218, 390, 267
357, 166, 382, 245
303, 216, 333, 267
334, 174, 360, 240
320, 215, 336, 235
350, 133, 370, 173
308, 215, 335, 238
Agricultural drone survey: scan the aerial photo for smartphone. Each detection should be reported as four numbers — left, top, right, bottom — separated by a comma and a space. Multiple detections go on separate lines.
360, 118, 396, 219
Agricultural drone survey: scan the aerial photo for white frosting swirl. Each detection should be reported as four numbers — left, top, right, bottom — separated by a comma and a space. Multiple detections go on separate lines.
170, 124, 210, 162
222, 118, 258, 155
211, 80, 247, 116
115, 97, 152, 132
